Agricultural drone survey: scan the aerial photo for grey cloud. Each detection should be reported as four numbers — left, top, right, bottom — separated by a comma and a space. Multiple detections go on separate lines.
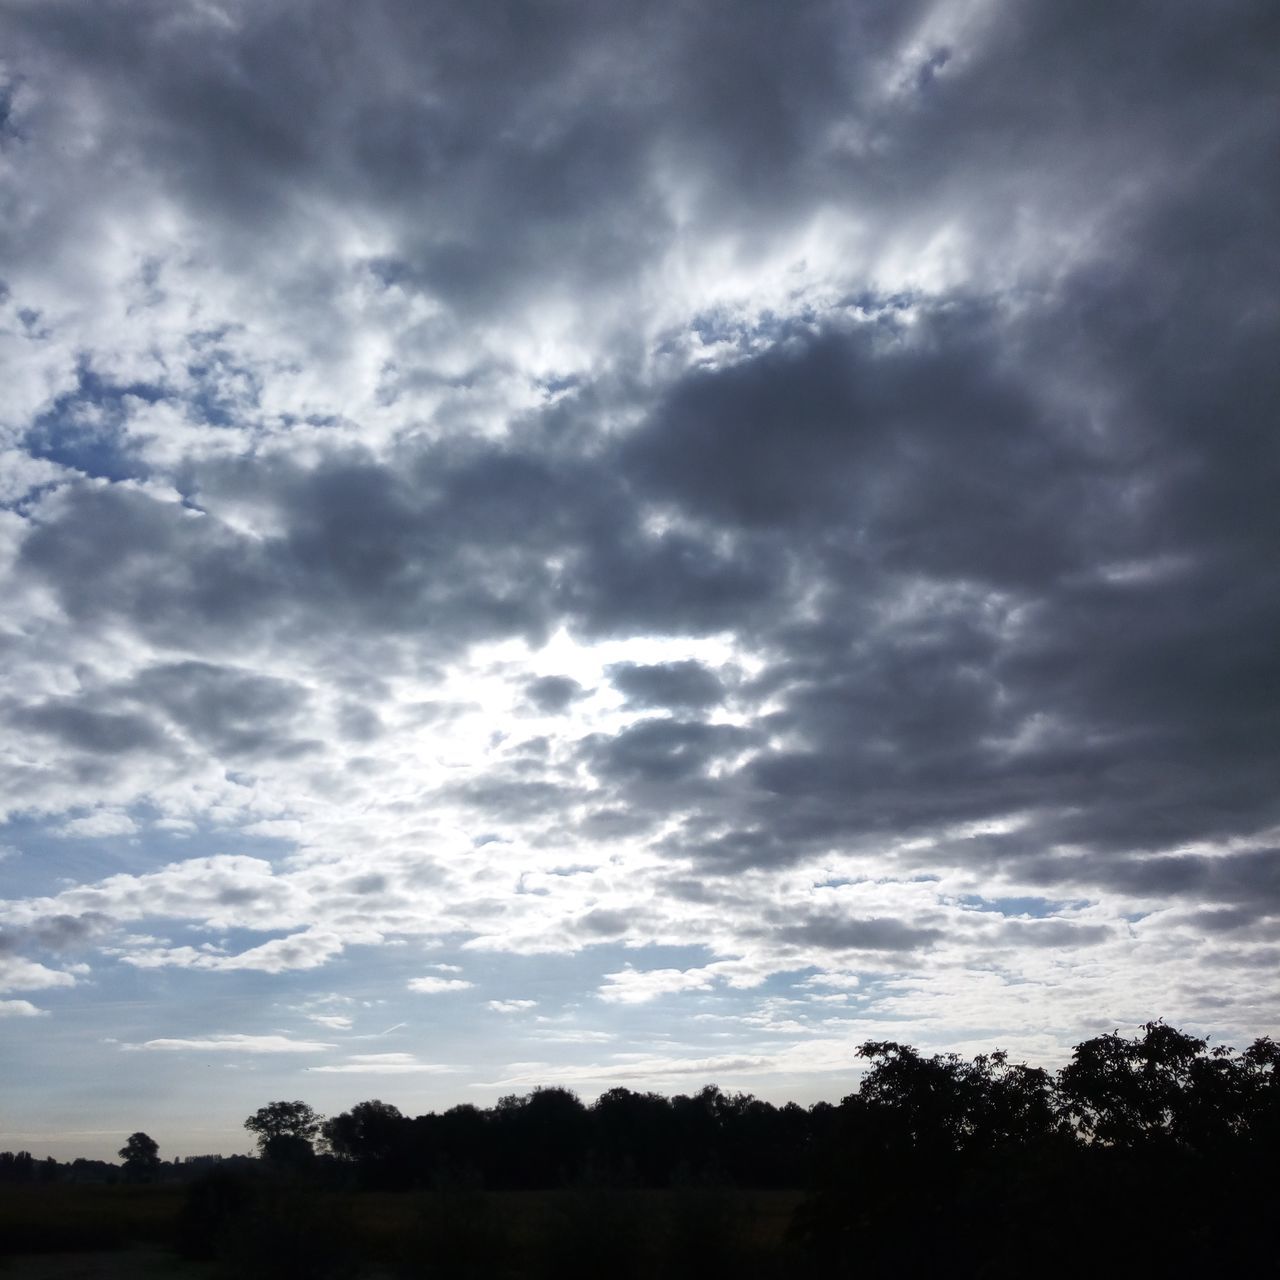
19, 435, 779, 665
576, 807, 659, 840
0, 912, 111, 955
997, 920, 1112, 949
622, 311, 1102, 584
124, 661, 314, 760
581, 719, 756, 787
337, 703, 383, 742
1022, 850, 1280, 915
525, 676, 584, 715
607, 661, 725, 710
10, 701, 169, 756
774, 913, 941, 953
447, 777, 581, 822
1, 1, 914, 325
216, 886, 262, 907
1180, 907, 1265, 935
578, 909, 630, 938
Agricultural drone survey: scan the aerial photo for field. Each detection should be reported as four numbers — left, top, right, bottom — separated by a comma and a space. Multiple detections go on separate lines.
0, 1183, 806, 1278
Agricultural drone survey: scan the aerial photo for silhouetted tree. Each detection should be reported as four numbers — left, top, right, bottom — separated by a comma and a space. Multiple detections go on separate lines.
412, 1102, 490, 1186
1057, 1019, 1207, 1146
0, 1150, 37, 1183
589, 1087, 678, 1185
492, 1087, 589, 1187
118, 1130, 161, 1181
245, 1101, 321, 1170
321, 1099, 411, 1187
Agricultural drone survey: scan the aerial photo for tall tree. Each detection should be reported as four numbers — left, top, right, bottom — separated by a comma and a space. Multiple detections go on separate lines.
244, 1100, 321, 1166
118, 1131, 160, 1181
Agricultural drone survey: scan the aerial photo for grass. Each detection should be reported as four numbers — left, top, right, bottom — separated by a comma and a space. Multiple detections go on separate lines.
0, 1183, 805, 1278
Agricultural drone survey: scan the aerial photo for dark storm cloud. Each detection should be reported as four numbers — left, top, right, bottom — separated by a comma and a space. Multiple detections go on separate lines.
607, 661, 725, 711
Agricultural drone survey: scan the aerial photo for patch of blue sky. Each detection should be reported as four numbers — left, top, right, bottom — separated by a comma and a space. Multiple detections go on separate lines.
955, 893, 1072, 918
0, 810, 306, 899
183, 343, 262, 427
22, 362, 165, 483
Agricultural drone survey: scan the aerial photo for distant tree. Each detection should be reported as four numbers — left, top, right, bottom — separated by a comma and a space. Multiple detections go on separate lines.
322, 1099, 405, 1162
321, 1099, 411, 1186
244, 1101, 321, 1167
119, 1131, 161, 1181
590, 1087, 677, 1186
492, 1086, 589, 1187
0, 1151, 37, 1183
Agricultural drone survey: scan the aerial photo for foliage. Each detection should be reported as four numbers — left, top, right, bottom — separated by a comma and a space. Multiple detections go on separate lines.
245, 1100, 322, 1145
119, 1131, 162, 1182
792, 1023, 1278, 1274
244, 1101, 322, 1164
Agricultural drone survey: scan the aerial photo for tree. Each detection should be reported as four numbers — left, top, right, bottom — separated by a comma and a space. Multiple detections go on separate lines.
321, 1099, 411, 1185
1057, 1020, 1207, 1145
243, 1101, 321, 1165
119, 1131, 161, 1181
322, 1099, 405, 1163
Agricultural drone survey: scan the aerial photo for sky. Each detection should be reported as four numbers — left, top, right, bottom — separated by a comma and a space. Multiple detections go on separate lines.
1, 0, 1278, 1161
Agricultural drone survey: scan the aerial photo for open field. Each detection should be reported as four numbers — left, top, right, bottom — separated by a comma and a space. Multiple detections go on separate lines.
0, 1183, 805, 1278
0, 1246, 217, 1279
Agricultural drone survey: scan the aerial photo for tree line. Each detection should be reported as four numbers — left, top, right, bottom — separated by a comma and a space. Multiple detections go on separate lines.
4, 1020, 1275, 1193
3, 1022, 1275, 1272
220, 1021, 1277, 1194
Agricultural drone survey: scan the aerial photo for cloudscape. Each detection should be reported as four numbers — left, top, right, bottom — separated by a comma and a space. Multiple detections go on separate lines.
1, 1, 1277, 1160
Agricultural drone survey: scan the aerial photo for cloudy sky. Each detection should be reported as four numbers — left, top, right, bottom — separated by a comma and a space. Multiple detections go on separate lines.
2, 0, 1278, 1160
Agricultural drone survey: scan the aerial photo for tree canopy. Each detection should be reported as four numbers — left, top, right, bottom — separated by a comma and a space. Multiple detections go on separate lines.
118, 1131, 160, 1181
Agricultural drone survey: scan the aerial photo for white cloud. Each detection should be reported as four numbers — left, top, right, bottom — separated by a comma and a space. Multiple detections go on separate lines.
483, 1052, 775, 1089
128, 1034, 334, 1054
117, 929, 351, 975
56, 812, 138, 839
311, 1053, 454, 1075
0, 1000, 45, 1017
407, 977, 475, 994
240, 819, 304, 840
597, 966, 718, 1005
0, 956, 77, 995
488, 999, 538, 1013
